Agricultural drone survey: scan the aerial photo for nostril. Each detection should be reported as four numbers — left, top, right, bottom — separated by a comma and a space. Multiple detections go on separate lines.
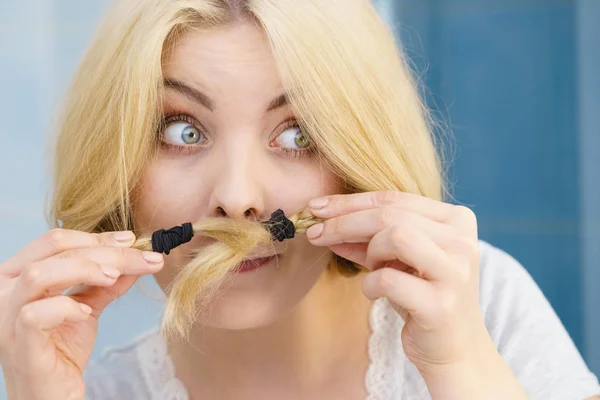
214, 207, 258, 219
245, 208, 257, 220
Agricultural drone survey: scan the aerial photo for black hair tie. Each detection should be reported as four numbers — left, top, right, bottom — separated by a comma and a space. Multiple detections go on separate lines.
265, 209, 295, 242
151, 222, 194, 255
151, 210, 293, 253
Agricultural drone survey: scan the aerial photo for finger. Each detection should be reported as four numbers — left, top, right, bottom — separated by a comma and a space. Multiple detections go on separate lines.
10, 258, 122, 313
329, 244, 417, 275
68, 275, 139, 317
362, 267, 436, 317
1, 229, 136, 277
365, 225, 457, 282
7, 248, 162, 328
307, 207, 454, 247
15, 296, 92, 371
328, 243, 369, 266
309, 191, 455, 221
51, 246, 164, 277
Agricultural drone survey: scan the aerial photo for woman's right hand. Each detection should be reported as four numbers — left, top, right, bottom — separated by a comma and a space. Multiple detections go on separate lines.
0, 229, 164, 400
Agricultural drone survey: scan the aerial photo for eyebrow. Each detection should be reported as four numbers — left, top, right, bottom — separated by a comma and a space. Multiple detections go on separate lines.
164, 78, 215, 111
164, 78, 289, 113
265, 94, 289, 112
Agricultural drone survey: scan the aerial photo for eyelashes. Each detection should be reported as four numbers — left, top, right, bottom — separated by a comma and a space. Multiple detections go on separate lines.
157, 113, 207, 155
158, 112, 315, 159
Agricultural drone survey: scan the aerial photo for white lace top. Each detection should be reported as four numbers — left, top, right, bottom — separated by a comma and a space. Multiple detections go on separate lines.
84, 242, 600, 399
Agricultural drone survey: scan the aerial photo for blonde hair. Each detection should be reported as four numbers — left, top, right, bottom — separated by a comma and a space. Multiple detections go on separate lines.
50, 0, 443, 339
132, 209, 322, 339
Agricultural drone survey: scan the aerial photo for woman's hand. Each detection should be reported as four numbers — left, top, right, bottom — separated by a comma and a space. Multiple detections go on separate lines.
307, 191, 528, 399
0, 229, 164, 400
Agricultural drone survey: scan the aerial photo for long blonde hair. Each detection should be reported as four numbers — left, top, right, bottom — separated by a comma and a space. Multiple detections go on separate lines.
50, 0, 443, 339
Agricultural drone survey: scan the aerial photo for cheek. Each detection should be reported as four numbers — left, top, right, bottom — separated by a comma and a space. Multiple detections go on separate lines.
133, 159, 212, 292
268, 161, 343, 211
132, 159, 209, 232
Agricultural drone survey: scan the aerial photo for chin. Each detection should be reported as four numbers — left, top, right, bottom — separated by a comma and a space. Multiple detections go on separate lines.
198, 296, 291, 330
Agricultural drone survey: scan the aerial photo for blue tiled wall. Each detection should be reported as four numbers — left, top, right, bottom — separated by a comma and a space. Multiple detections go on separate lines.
578, 0, 600, 375
391, 0, 588, 355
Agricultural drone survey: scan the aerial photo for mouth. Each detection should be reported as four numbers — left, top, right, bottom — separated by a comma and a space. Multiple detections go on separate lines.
235, 254, 278, 273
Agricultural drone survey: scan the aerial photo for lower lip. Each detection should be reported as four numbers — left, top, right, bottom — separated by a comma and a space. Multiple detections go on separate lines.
235, 255, 276, 273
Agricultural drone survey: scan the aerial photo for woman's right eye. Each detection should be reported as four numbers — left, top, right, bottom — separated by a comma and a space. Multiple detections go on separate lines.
162, 121, 208, 146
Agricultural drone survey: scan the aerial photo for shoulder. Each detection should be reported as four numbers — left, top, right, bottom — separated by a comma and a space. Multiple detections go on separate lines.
84, 328, 187, 400
478, 240, 530, 288
476, 241, 600, 399
476, 240, 538, 315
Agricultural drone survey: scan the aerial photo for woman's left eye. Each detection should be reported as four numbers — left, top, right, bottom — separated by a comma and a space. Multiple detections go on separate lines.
273, 125, 311, 149
162, 122, 207, 146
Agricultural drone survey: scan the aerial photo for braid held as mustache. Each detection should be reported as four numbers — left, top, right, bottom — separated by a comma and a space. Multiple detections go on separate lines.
131, 209, 322, 340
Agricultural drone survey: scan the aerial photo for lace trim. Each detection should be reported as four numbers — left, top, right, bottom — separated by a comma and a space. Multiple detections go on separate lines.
135, 298, 399, 400
135, 327, 189, 400
366, 298, 393, 400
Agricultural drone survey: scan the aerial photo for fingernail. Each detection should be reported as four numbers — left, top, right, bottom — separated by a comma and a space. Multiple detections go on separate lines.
102, 265, 121, 279
80, 303, 92, 314
309, 198, 328, 210
114, 231, 135, 243
143, 251, 163, 264
306, 223, 324, 239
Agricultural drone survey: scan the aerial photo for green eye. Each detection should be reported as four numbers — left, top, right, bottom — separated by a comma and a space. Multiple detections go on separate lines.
294, 131, 310, 148
163, 122, 207, 145
278, 126, 311, 149
181, 126, 202, 144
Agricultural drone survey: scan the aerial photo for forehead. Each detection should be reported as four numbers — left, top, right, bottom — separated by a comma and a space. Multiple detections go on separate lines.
162, 21, 283, 96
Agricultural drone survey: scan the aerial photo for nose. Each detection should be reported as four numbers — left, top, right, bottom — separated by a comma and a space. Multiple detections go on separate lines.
207, 145, 265, 220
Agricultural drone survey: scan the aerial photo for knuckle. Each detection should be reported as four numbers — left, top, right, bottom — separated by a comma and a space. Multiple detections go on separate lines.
378, 207, 400, 228
375, 268, 395, 293
378, 190, 401, 206
45, 228, 67, 251
454, 205, 477, 223
390, 225, 411, 252
20, 264, 44, 289
18, 305, 38, 327
90, 232, 105, 247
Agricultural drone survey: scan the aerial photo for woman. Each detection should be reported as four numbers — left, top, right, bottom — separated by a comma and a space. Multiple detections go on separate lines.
0, 0, 598, 399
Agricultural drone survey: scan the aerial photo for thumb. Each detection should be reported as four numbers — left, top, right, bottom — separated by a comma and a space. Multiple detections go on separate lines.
328, 243, 368, 266
67, 275, 140, 318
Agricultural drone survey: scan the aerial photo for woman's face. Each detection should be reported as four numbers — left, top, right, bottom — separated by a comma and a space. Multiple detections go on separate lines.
133, 21, 343, 329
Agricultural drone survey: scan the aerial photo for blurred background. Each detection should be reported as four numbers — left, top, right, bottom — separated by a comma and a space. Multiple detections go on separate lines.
0, 0, 598, 398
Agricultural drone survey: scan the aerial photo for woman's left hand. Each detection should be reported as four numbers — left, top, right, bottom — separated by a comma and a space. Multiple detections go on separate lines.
306, 191, 526, 398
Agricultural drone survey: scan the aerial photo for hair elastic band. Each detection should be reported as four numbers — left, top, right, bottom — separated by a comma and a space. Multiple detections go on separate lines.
150, 209, 296, 254
265, 209, 296, 242
151, 222, 194, 255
